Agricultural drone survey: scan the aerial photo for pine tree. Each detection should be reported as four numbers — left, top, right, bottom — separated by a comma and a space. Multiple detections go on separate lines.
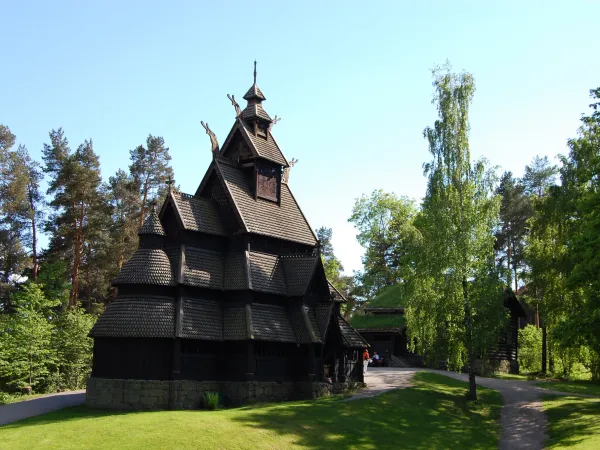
494, 171, 531, 290
129, 135, 173, 229
43, 130, 109, 306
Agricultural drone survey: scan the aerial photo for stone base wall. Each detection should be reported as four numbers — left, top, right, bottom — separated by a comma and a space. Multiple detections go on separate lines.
86, 378, 365, 410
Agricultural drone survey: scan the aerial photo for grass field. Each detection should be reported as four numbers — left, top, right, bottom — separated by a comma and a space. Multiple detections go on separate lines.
537, 380, 600, 397
543, 395, 600, 449
0, 372, 502, 450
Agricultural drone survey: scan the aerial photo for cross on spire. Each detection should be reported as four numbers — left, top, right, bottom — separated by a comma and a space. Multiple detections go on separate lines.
166, 176, 175, 192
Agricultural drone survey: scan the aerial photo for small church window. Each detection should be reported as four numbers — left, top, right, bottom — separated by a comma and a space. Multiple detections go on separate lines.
256, 122, 268, 139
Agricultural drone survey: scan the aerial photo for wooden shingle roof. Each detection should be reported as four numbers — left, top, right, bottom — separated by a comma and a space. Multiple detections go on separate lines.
138, 209, 166, 236
90, 296, 175, 338
216, 160, 317, 246
243, 84, 266, 101
113, 248, 175, 286
169, 191, 227, 236
281, 256, 319, 296
337, 314, 369, 348
239, 121, 287, 166
241, 103, 272, 122
251, 303, 297, 343
181, 298, 223, 340
248, 251, 287, 295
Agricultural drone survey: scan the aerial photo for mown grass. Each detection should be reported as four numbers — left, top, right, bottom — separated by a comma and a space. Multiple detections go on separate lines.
537, 380, 600, 397
543, 395, 600, 449
0, 372, 502, 450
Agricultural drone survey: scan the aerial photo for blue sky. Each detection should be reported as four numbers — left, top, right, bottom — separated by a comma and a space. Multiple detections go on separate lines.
2, 1, 598, 274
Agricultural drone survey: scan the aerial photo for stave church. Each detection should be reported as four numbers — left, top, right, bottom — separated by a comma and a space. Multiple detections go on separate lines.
86, 65, 368, 409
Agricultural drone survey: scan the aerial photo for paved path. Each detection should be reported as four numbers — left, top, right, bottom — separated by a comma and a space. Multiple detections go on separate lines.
357, 367, 598, 450
0, 390, 85, 426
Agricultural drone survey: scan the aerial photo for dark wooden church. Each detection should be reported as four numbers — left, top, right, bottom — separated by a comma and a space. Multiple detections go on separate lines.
86, 67, 368, 409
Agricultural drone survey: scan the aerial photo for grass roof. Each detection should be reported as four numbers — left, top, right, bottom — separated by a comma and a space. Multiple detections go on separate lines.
369, 284, 405, 308
349, 314, 406, 330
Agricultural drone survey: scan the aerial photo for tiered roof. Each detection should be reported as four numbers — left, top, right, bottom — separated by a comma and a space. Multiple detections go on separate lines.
90, 69, 368, 350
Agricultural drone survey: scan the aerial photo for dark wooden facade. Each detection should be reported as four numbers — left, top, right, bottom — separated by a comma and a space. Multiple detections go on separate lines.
90, 73, 367, 387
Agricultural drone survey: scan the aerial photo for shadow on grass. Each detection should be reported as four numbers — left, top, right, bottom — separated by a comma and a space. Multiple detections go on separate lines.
544, 395, 600, 449
231, 373, 502, 450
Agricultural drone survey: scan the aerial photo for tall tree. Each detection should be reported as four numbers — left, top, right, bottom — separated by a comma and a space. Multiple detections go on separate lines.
43, 130, 108, 306
406, 63, 504, 400
348, 190, 418, 298
129, 135, 173, 228
523, 156, 558, 198
555, 87, 600, 380
494, 171, 531, 290
108, 170, 140, 272
315, 226, 344, 287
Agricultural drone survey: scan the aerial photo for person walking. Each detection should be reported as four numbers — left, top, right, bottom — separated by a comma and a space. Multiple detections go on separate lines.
362, 348, 370, 374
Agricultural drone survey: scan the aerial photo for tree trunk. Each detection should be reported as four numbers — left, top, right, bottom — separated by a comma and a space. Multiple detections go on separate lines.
463, 275, 477, 400
542, 326, 547, 374
138, 176, 150, 228
30, 209, 38, 282
71, 202, 85, 307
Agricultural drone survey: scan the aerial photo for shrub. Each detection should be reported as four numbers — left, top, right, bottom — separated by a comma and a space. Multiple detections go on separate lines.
0, 392, 12, 405
203, 391, 219, 410
519, 325, 542, 373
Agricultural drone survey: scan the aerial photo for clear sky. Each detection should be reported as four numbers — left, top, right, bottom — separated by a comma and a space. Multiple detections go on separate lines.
2, 1, 598, 275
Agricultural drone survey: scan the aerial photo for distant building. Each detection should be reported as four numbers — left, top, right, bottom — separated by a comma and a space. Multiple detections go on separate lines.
87, 68, 368, 410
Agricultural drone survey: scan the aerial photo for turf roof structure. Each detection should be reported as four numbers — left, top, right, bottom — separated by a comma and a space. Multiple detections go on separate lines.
89, 67, 368, 406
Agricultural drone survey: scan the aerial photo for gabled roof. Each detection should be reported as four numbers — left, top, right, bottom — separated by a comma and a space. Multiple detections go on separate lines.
337, 314, 370, 348
239, 121, 287, 166
248, 251, 287, 295
90, 296, 175, 338
138, 209, 166, 236
252, 303, 297, 343
328, 280, 347, 302
113, 248, 175, 286
215, 160, 317, 246
281, 255, 320, 296
168, 191, 227, 236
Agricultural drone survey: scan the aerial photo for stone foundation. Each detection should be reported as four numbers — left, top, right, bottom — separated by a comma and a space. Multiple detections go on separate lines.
86, 378, 365, 410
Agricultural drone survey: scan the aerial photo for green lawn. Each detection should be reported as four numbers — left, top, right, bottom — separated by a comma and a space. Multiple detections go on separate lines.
0, 373, 502, 450
543, 395, 600, 449
537, 380, 600, 397
488, 372, 549, 381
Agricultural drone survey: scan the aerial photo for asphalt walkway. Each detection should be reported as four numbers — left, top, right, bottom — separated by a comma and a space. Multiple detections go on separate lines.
359, 367, 598, 450
0, 390, 85, 426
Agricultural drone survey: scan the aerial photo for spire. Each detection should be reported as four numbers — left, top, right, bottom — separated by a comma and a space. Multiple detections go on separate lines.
138, 201, 166, 236
243, 61, 267, 102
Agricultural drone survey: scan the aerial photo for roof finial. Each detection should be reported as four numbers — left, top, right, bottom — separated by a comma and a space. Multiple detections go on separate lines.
201, 121, 220, 154
150, 199, 157, 213
166, 176, 174, 193
253, 60, 257, 84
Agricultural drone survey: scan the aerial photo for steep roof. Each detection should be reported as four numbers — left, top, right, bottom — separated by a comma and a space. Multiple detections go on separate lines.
239, 121, 287, 166
337, 314, 370, 348
281, 255, 319, 296
168, 191, 227, 236
248, 251, 287, 295
241, 103, 272, 122
243, 83, 266, 101
138, 209, 166, 236
113, 248, 175, 286
215, 160, 317, 246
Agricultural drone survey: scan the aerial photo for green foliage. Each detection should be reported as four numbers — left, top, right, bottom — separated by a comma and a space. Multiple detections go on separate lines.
53, 306, 96, 389
315, 226, 344, 286
406, 63, 505, 400
202, 391, 219, 410
518, 325, 542, 373
0, 284, 56, 389
349, 314, 406, 329
348, 189, 418, 299
494, 171, 532, 290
